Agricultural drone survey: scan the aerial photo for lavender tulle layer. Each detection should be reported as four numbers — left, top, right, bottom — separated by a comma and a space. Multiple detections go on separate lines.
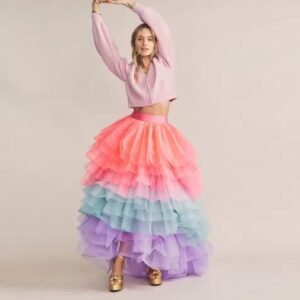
77, 111, 213, 280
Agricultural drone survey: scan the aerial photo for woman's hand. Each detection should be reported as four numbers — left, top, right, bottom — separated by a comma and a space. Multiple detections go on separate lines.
93, 0, 137, 9
92, 0, 137, 13
123, 0, 137, 9
92, 0, 101, 13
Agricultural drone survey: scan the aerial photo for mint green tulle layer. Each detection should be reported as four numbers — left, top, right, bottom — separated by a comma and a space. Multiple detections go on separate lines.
78, 183, 211, 244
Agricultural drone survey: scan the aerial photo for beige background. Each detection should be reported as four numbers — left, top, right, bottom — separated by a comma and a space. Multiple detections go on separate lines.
1, 0, 300, 298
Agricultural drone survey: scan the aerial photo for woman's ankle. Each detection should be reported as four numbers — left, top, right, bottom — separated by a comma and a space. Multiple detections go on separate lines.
111, 255, 125, 275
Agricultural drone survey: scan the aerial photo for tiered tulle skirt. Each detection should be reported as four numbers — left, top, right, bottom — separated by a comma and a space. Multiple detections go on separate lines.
77, 111, 213, 280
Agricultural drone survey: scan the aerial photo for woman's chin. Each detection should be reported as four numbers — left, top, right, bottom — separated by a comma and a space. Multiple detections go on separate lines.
140, 52, 152, 57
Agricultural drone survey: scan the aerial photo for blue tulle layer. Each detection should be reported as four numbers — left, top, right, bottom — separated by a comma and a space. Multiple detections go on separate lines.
78, 183, 211, 244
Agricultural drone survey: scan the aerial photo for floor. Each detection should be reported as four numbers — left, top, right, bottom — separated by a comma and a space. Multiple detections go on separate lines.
1, 256, 299, 300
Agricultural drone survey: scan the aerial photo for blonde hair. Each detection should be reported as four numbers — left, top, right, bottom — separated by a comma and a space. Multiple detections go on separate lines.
131, 23, 158, 71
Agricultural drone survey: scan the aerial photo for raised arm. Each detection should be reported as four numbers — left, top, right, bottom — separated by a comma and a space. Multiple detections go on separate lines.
91, 9, 129, 81
131, 1, 175, 68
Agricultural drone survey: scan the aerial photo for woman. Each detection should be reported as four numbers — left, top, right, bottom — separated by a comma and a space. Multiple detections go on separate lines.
77, 0, 213, 292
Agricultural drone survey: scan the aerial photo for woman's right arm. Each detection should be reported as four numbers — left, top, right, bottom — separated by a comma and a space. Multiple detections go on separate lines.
91, 0, 129, 81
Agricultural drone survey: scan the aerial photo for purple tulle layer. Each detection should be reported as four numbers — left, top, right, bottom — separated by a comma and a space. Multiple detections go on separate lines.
77, 214, 213, 280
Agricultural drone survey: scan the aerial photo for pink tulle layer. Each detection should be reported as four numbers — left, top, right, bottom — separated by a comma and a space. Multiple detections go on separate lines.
81, 113, 203, 201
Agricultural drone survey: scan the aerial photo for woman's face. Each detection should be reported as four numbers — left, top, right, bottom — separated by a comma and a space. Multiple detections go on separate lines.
135, 28, 155, 57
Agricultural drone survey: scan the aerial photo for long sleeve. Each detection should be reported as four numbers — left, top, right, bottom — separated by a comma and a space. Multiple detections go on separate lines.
132, 2, 175, 68
91, 12, 129, 81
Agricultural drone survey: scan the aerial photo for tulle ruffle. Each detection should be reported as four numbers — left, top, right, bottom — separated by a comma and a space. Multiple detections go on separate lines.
77, 113, 212, 280
77, 215, 213, 279
81, 114, 202, 199
79, 183, 211, 238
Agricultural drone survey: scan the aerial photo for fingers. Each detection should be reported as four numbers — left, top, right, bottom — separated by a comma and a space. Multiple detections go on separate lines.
103, 0, 123, 4
94, 0, 123, 5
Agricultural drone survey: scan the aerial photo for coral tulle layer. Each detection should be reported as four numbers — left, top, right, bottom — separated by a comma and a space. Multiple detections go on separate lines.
77, 112, 212, 279
81, 112, 203, 201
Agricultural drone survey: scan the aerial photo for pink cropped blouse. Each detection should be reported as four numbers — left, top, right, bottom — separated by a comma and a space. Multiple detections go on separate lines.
91, 1, 177, 108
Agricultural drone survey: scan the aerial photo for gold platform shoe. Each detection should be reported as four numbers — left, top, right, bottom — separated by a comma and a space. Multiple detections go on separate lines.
109, 255, 125, 292
147, 268, 162, 286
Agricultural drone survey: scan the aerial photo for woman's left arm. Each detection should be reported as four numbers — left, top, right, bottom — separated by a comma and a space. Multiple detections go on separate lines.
129, 1, 175, 68
99, 0, 176, 68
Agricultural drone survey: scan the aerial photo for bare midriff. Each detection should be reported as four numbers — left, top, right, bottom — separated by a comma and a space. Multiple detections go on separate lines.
132, 99, 173, 116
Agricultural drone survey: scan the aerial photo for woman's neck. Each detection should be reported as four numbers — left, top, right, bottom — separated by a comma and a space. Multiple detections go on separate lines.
140, 56, 151, 69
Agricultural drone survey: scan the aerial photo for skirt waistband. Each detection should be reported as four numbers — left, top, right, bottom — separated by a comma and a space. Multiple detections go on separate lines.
130, 111, 169, 123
